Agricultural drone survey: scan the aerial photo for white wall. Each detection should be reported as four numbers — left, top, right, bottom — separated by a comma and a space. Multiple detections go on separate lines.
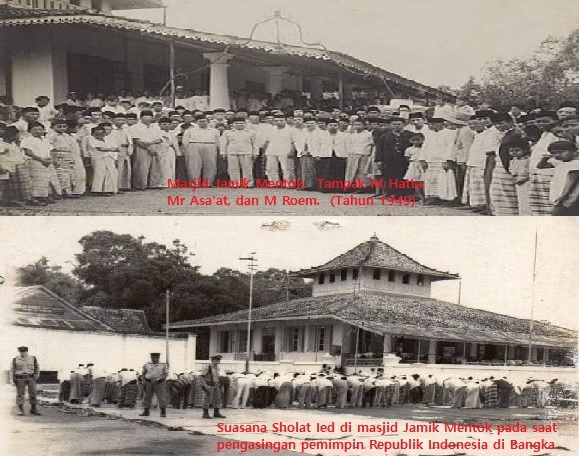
312, 267, 433, 298
2, 326, 196, 381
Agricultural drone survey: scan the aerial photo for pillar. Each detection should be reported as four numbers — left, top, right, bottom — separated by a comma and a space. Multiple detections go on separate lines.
203, 52, 233, 110
543, 348, 549, 362
383, 334, 393, 353
508, 345, 516, 360
252, 326, 263, 354
428, 340, 437, 364
263, 66, 288, 96
209, 327, 218, 356
531, 346, 538, 362
11, 28, 63, 106
186, 334, 196, 372
309, 76, 325, 103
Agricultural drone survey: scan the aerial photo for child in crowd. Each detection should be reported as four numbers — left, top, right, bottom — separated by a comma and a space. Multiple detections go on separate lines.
507, 139, 532, 215
403, 133, 426, 201
541, 141, 579, 215
0, 125, 32, 206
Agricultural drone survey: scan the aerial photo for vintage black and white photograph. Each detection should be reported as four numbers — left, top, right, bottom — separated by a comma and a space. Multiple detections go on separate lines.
1, 216, 577, 455
0, 0, 578, 215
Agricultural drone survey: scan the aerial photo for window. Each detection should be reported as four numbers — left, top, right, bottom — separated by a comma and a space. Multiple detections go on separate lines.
388, 270, 396, 282
317, 326, 326, 352
352, 268, 359, 280
417, 275, 425, 286
340, 269, 348, 281
329, 273, 336, 283
402, 274, 410, 284
238, 330, 253, 353
218, 331, 233, 353
318, 273, 325, 284
288, 327, 304, 352
373, 268, 381, 280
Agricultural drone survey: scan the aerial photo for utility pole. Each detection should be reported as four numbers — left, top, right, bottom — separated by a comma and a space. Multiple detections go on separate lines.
165, 289, 170, 366
240, 253, 258, 373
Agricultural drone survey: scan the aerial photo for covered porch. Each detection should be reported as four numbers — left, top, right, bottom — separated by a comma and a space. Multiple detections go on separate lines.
0, 7, 452, 106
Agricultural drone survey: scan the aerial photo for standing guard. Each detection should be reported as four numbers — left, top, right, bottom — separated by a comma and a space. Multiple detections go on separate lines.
11, 346, 41, 416
140, 352, 168, 417
201, 355, 226, 419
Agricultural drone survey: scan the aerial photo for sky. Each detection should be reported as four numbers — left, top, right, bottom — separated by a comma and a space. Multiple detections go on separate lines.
1, 216, 578, 330
117, 0, 579, 88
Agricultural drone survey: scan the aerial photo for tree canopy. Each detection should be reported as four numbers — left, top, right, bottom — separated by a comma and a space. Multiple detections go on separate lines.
18, 231, 312, 331
458, 30, 579, 109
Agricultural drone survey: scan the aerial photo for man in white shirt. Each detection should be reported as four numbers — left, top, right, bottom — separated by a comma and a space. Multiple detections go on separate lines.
263, 114, 298, 181
128, 110, 163, 190
420, 118, 458, 204
220, 116, 257, 186
345, 119, 373, 183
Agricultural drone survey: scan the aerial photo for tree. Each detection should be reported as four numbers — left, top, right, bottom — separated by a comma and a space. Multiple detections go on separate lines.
16, 257, 84, 305
458, 30, 579, 109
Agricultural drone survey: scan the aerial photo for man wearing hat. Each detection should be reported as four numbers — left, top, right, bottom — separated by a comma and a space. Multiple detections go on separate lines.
11, 346, 41, 416
201, 355, 226, 419
140, 352, 168, 417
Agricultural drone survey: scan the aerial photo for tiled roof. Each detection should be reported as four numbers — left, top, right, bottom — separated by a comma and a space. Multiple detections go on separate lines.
168, 291, 576, 348
0, 7, 451, 98
8, 286, 113, 331
296, 236, 459, 279
81, 306, 151, 333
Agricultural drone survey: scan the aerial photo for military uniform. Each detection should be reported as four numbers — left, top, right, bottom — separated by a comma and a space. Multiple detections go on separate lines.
12, 347, 41, 415
201, 355, 226, 419
140, 353, 168, 417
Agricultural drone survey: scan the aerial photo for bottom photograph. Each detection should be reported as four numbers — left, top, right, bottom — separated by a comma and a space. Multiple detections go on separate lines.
0, 216, 578, 456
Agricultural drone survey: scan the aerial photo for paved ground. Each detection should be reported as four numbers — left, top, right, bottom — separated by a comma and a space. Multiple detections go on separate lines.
0, 188, 480, 216
4, 389, 576, 456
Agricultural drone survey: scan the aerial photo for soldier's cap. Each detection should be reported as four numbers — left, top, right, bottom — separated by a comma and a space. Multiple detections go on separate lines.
213, 108, 226, 113
211, 355, 222, 361
17, 346, 28, 351
409, 112, 424, 119
121, 368, 128, 371
87, 363, 94, 367
150, 352, 161, 356
78, 364, 85, 366
367, 106, 381, 112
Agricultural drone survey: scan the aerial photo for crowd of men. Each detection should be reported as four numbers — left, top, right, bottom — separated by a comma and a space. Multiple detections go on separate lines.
52, 354, 576, 420
1, 92, 578, 215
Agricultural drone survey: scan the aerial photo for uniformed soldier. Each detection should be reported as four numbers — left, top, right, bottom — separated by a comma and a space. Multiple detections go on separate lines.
201, 355, 226, 419
139, 352, 168, 417
11, 346, 41, 416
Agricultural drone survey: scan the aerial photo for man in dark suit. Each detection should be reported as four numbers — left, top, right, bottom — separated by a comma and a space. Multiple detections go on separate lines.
374, 117, 414, 195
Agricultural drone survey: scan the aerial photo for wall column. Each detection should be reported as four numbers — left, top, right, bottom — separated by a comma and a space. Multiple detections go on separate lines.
428, 339, 438, 364
263, 66, 288, 96
203, 52, 233, 110
309, 76, 325, 103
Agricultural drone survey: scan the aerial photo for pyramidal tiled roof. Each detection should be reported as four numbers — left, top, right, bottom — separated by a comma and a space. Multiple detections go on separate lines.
296, 236, 459, 279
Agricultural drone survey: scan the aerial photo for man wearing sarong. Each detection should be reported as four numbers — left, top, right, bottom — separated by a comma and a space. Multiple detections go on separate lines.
529, 110, 558, 215
293, 373, 312, 408
119, 368, 138, 408
220, 116, 257, 186
11, 346, 41, 416
490, 113, 525, 215
201, 355, 226, 419
140, 353, 168, 417
421, 118, 458, 205
87, 125, 119, 195
88, 365, 106, 407
273, 373, 294, 409
296, 118, 320, 189
47, 119, 77, 197
462, 116, 495, 212
423, 375, 438, 405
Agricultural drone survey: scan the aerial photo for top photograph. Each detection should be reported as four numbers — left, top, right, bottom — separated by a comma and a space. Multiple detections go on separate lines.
0, 0, 578, 216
